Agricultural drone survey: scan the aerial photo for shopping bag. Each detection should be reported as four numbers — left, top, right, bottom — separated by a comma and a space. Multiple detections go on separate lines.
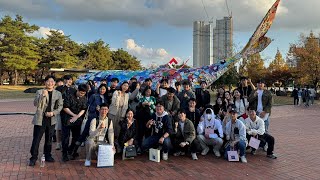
227, 149, 239, 162
149, 148, 160, 162
122, 145, 137, 160
249, 136, 261, 149
97, 144, 114, 167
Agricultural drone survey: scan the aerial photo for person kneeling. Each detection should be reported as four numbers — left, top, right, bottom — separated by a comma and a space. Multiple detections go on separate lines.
245, 107, 277, 159
84, 103, 114, 167
224, 106, 248, 163
173, 109, 201, 160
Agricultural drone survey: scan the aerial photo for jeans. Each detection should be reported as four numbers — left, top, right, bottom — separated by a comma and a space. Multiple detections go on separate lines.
224, 139, 246, 159
30, 117, 54, 160
142, 135, 172, 153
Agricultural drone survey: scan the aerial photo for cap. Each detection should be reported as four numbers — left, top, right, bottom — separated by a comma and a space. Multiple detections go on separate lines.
229, 105, 237, 113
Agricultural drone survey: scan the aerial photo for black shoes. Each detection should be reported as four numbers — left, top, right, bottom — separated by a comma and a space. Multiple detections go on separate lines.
62, 154, 69, 162
45, 156, 55, 162
267, 154, 277, 159
70, 153, 79, 160
28, 159, 36, 166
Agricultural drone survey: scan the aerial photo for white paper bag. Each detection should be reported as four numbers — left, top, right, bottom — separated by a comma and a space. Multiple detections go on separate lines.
227, 150, 239, 162
149, 148, 160, 162
249, 136, 261, 150
97, 145, 114, 167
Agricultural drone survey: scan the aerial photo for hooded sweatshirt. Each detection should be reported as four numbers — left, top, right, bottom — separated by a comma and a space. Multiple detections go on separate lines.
197, 108, 224, 138
151, 111, 173, 137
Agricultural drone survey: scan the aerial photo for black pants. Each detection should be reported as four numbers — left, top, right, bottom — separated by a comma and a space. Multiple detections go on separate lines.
247, 133, 275, 155
61, 124, 81, 155
294, 97, 299, 105
173, 138, 201, 153
30, 117, 54, 160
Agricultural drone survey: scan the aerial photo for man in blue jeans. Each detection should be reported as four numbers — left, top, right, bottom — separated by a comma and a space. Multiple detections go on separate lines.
142, 101, 173, 161
224, 106, 248, 163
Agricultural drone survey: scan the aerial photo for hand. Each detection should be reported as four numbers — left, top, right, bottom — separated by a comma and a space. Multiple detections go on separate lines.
42, 90, 48, 97
158, 137, 164, 144
175, 122, 179, 128
108, 87, 111, 91
45, 112, 54, 117
248, 78, 252, 84
136, 83, 140, 90
189, 107, 195, 112
179, 142, 187, 147
156, 82, 160, 89
147, 119, 154, 126
69, 115, 78, 123
96, 105, 100, 111
184, 93, 188, 98
200, 116, 204, 122
112, 146, 116, 154
100, 121, 105, 129
127, 139, 134, 146
254, 91, 258, 97
259, 111, 266, 118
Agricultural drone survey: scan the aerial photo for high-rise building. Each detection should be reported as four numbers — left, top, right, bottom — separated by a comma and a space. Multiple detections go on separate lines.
213, 16, 233, 63
193, 21, 213, 67
193, 17, 233, 67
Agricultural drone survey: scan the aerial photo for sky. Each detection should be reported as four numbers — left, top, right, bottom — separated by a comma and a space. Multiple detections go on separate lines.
0, 0, 319, 67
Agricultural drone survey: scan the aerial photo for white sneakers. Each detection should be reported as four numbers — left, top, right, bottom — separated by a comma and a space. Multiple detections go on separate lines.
240, 156, 247, 163
191, 153, 198, 160
201, 147, 210, 156
213, 150, 221, 157
84, 159, 91, 167
162, 152, 168, 161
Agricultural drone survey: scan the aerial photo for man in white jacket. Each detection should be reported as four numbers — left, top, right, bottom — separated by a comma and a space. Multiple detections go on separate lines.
245, 107, 277, 159
197, 108, 224, 157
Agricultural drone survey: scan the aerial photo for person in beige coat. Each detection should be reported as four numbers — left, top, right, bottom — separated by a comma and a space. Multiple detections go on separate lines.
108, 81, 129, 140
29, 75, 63, 166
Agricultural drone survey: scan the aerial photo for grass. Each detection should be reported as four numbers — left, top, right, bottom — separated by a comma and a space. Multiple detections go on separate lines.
0, 85, 43, 99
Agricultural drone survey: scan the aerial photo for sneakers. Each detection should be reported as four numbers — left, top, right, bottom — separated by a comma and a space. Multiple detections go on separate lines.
173, 151, 181, 157
62, 154, 69, 162
84, 159, 91, 167
56, 143, 61, 150
266, 154, 277, 159
213, 150, 221, 157
240, 156, 247, 163
162, 152, 168, 161
191, 153, 198, 160
264, 144, 268, 152
201, 147, 210, 156
251, 149, 256, 155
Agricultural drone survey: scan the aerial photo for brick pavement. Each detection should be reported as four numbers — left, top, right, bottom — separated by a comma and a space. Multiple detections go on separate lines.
0, 100, 320, 180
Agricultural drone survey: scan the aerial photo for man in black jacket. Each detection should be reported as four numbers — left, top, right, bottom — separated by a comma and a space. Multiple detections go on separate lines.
142, 101, 173, 161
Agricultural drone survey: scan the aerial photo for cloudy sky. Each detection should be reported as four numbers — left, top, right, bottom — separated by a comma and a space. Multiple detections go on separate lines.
0, 0, 318, 67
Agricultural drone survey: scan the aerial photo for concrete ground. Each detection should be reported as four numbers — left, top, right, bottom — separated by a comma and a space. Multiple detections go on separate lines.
0, 99, 319, 180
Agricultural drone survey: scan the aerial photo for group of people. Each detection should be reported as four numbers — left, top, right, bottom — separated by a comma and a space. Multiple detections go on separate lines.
292, 86, 317, 107
29, 75, 277, 167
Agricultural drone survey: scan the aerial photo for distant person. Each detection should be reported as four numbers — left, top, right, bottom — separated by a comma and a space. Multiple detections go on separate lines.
156, 79, 170, 98
56, 75, 76, 99
292, 87, 299, 106
178, 81, 195, 110
238, 76, 255, 100
174, 81, 182, 96
309, 86, 316, 105
29, 75, 63, 166
298, 88, 303, 106
195, 81, 211, 112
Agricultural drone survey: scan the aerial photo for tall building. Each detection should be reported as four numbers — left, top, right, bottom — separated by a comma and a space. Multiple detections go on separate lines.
193, 17, 233, 67
193, 21, 213, 67
213, 17, 233, 63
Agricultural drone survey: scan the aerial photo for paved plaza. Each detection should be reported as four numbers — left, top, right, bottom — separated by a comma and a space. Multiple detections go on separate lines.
0, 99, 319, 179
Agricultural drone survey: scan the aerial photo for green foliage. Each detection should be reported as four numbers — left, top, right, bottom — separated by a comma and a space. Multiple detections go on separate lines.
246, 53, 266, 83
0, 15, 40, 85
112, 49, 142, 70
215, 65, 239, 87
79, 39, 114, 70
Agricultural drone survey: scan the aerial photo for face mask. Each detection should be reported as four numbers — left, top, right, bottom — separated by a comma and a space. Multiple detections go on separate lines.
206, 114, 212, 120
